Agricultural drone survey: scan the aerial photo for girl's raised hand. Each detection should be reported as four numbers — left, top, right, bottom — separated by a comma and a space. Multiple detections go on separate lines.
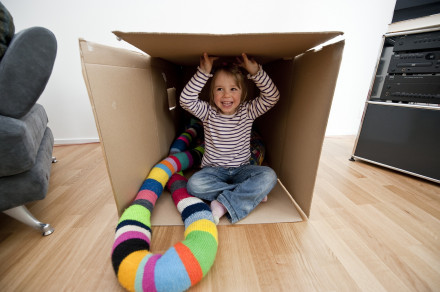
238, 53, 259, 76
200, 53, 218, 75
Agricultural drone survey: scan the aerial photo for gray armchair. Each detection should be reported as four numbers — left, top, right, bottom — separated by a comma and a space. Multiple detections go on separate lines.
0, 3, 57, 235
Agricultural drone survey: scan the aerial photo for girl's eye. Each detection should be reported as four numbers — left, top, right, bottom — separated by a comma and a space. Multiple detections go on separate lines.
216, 88, 223, 91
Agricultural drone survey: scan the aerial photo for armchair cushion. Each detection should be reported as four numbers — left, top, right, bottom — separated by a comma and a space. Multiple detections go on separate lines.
0, 104, 48, 177
0, 26, 57, 118
0, 2, 14, 61
0, 127, 54, 211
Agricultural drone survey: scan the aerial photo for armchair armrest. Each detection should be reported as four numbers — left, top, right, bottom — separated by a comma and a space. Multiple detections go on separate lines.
0, 27, 57, 118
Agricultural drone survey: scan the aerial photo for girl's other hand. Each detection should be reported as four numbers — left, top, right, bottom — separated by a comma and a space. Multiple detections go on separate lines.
200, 53, 218, 75
238, 53, 259, 76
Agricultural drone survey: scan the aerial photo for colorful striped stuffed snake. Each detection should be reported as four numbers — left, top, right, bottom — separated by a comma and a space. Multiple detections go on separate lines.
111, 120, 217, 292
111, 119, 265, 291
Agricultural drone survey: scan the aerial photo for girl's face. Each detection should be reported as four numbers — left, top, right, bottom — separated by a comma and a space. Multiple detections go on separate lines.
212, 71, 242, 115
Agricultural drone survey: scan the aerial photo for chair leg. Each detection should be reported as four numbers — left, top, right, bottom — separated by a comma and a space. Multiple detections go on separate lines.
3, 205, 54, 236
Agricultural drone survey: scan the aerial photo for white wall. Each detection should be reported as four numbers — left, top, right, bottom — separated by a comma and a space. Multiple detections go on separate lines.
3, 0, 396, 143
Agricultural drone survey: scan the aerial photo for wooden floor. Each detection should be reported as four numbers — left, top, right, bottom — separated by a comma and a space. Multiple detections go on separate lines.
0, 136, 439, 291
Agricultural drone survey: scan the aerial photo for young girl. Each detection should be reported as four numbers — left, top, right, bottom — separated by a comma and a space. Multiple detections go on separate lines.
180, 52, 280, 224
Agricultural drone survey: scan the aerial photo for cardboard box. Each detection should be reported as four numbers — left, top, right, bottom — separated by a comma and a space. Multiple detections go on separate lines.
79, 32, 344, 225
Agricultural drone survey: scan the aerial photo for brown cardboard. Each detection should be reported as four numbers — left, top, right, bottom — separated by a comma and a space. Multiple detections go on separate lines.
268, 42, 345, 216
151, 176, 304, 225
79, 32, 344, 225
79, 41, 178, 213
112, 31, 342, 65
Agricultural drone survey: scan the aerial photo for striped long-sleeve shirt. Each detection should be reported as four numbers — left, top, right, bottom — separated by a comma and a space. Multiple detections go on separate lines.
180, 67, 280, 168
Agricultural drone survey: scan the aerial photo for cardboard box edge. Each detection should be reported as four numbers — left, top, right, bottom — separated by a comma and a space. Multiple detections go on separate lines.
78, 38, 122, 213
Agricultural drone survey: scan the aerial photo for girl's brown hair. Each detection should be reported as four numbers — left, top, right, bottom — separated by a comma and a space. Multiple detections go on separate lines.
209, 63, 248, 109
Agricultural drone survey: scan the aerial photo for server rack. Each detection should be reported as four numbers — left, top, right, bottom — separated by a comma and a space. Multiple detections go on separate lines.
351, 26, 440, 184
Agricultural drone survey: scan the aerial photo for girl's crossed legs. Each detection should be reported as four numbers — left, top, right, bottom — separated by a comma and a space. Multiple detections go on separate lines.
187, 164, 277, 224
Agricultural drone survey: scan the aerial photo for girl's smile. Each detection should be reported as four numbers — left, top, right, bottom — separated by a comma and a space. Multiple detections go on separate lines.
213, 71, 243, 115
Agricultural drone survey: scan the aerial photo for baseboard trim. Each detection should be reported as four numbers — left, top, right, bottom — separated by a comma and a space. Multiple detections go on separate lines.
54, 138, 100, 145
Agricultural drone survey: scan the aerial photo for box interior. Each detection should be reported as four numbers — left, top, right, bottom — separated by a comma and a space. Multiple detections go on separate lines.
79, 32, 344, 225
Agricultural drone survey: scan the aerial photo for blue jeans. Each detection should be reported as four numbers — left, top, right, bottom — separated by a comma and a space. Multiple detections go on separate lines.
187, 164, 277, 223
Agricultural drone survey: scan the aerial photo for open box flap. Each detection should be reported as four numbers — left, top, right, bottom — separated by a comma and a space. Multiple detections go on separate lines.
79, 39, 178, 214
257, 40, 345, 217
112, 31, 343, 65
